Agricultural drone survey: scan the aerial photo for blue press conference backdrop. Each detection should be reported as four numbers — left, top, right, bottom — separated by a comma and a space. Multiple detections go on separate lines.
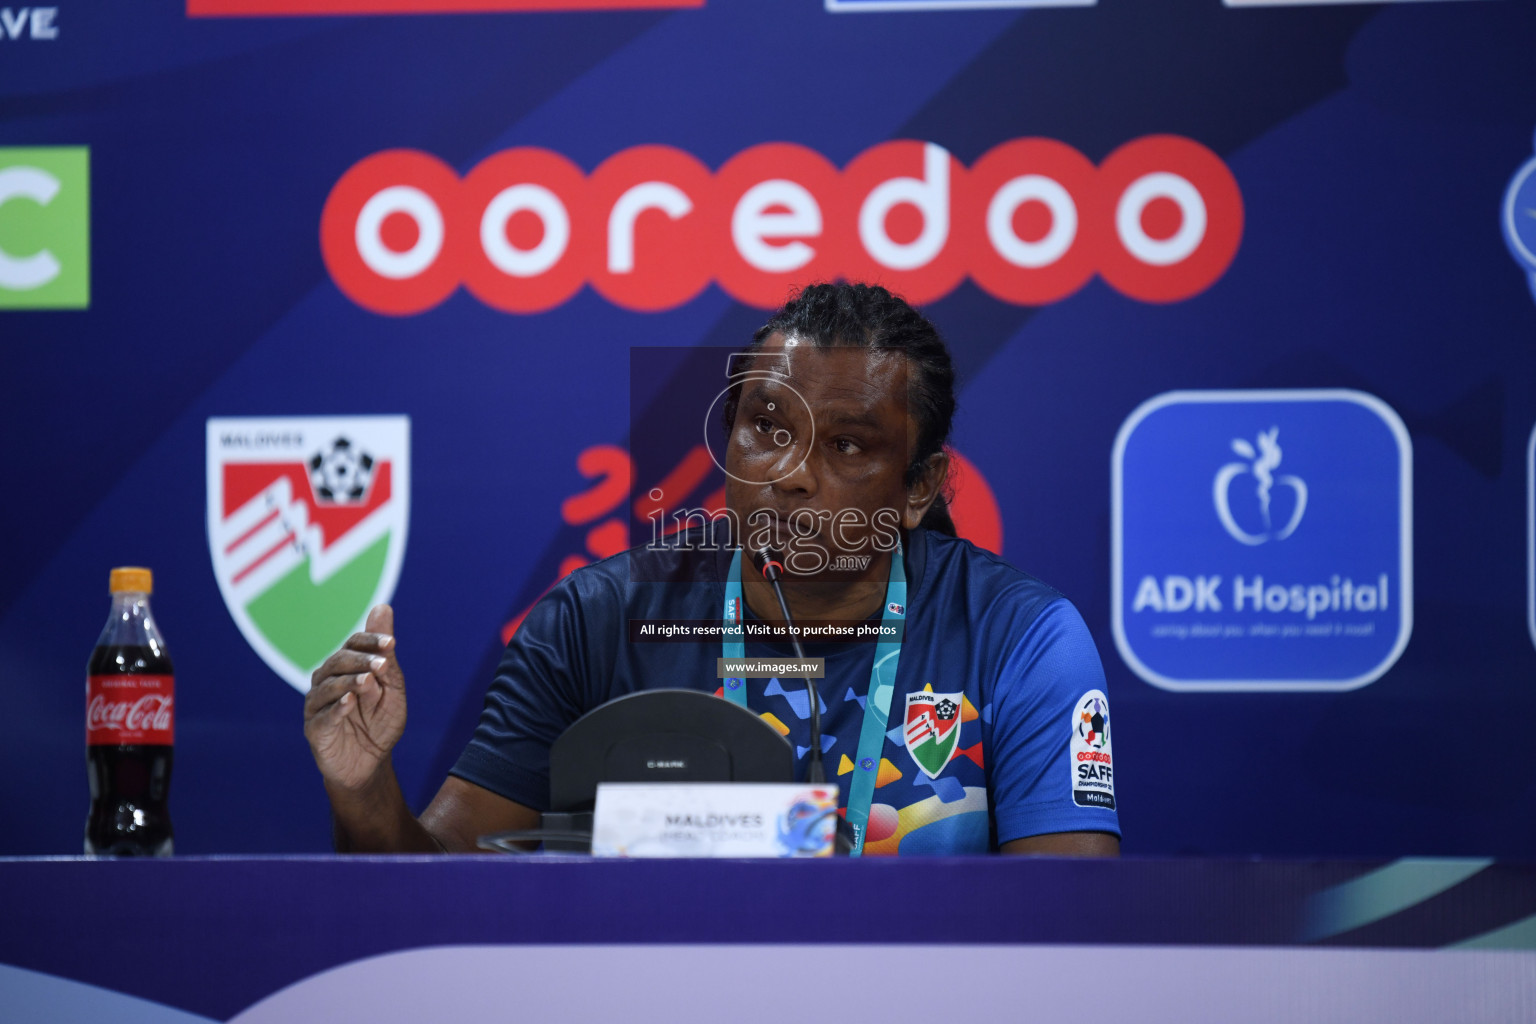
2, 0, 1535, 858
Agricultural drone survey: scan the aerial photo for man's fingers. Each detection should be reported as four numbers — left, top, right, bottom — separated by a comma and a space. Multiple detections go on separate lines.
310, 649, 389, 691
352, 670, 390, 714
339, 631, 394, 654
304, 672, 374, 718
304, 687, 354, 741
316, 649, 386, 679
358, 605, 404, 693
365, 603, 395, 639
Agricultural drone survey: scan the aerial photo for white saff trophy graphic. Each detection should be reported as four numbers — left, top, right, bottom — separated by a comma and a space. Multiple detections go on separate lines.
207, 417, 409, 692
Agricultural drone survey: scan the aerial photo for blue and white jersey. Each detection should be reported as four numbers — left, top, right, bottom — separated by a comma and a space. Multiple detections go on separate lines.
453, 527, 1120, 853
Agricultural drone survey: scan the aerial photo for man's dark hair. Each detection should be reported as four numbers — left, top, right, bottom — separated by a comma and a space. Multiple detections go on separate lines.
722, 282, 959, 536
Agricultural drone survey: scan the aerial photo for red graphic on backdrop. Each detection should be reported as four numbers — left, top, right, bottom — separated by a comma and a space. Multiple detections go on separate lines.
946, 449, 1002, 557
499, 443, 1002, 644
322, 136, 1243, 317
190, 0, 700, 16
501, 445, 633, 644
223, 462, 393, 555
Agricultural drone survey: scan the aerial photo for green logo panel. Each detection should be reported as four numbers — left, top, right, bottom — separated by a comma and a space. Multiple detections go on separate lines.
0, 147, 90, 309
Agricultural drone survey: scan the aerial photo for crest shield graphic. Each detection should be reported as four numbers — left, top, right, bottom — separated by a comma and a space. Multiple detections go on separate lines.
207, 417, 410, 692
903, 689, 964, 779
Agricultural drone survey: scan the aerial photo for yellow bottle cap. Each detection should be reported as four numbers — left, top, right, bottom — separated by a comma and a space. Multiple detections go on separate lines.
109, 567, 153, 594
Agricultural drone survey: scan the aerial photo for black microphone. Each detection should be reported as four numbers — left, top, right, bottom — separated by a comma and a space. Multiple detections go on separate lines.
752, 546, 826, 785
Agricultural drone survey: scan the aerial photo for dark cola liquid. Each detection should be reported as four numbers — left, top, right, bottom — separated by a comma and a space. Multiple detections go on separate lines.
86, 643, 174, 857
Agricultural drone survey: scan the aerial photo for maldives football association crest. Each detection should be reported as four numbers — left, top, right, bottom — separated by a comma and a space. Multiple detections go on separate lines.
904, 689, 964, 779
207, 417, 409, 693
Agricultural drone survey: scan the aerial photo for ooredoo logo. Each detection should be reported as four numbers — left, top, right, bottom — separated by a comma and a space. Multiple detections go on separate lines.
320, 136, 1243, 316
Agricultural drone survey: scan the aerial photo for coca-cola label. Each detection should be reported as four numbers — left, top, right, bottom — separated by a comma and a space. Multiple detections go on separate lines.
87, 675, 175, 746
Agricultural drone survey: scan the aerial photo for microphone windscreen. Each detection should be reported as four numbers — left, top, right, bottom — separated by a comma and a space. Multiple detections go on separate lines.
752, 546, 784, 581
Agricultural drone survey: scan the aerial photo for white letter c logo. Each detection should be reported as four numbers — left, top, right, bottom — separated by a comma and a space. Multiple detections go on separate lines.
0, 166, 62, 290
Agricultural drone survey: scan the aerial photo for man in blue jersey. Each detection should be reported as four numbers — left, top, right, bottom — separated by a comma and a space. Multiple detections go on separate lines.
304, 283, 1120, 856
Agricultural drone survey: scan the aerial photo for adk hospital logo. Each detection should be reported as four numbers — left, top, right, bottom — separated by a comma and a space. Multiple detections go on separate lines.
1213, 427, 1306, 546
1112, 391, 1412, 692
207, 417, 410, 693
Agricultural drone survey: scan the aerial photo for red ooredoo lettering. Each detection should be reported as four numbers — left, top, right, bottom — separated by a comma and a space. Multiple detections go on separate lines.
320, 136, 1242, 316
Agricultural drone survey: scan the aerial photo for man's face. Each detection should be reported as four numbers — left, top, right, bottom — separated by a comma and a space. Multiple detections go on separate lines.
724, 332, 919, 577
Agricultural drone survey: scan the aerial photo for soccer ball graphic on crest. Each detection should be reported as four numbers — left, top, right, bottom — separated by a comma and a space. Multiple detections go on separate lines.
1078, 696, 1109, 749
308, 436, 374, 503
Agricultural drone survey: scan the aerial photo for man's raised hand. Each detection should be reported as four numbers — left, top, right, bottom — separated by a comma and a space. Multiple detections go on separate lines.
304, 604, 408, 794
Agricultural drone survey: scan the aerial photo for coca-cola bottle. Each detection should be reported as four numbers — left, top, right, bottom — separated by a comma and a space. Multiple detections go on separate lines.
86, 566, 174, 856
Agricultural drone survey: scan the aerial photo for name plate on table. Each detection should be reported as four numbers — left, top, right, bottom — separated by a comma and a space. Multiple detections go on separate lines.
591, 783, 837, 858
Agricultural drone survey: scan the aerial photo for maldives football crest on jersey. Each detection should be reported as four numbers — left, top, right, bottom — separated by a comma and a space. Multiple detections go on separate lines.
207, 417, 409, 693
904, 689, 964, 779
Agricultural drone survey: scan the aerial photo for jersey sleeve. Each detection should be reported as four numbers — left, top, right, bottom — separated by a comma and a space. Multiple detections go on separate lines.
449, 573, 613, 812
989, 597, 1122, 845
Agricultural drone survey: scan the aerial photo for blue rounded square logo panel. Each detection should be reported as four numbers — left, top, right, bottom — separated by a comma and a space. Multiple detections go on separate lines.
1112, 390, 1412, 692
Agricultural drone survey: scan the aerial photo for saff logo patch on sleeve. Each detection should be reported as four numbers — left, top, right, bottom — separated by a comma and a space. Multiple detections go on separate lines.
1070, 690, 1114, 810
0, 147, 89, 309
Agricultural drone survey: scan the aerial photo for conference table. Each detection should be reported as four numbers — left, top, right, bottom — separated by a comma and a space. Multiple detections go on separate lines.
2, 855, 1533, 1022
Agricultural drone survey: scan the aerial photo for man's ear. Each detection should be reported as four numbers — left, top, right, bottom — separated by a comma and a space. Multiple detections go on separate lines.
903, 450, 950, 530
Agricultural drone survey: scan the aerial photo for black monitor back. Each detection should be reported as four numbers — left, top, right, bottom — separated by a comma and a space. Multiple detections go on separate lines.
549, 689, 795, 813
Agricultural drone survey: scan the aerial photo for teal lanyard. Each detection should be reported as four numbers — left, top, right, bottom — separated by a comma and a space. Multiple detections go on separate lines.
722, 547, 907, 856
